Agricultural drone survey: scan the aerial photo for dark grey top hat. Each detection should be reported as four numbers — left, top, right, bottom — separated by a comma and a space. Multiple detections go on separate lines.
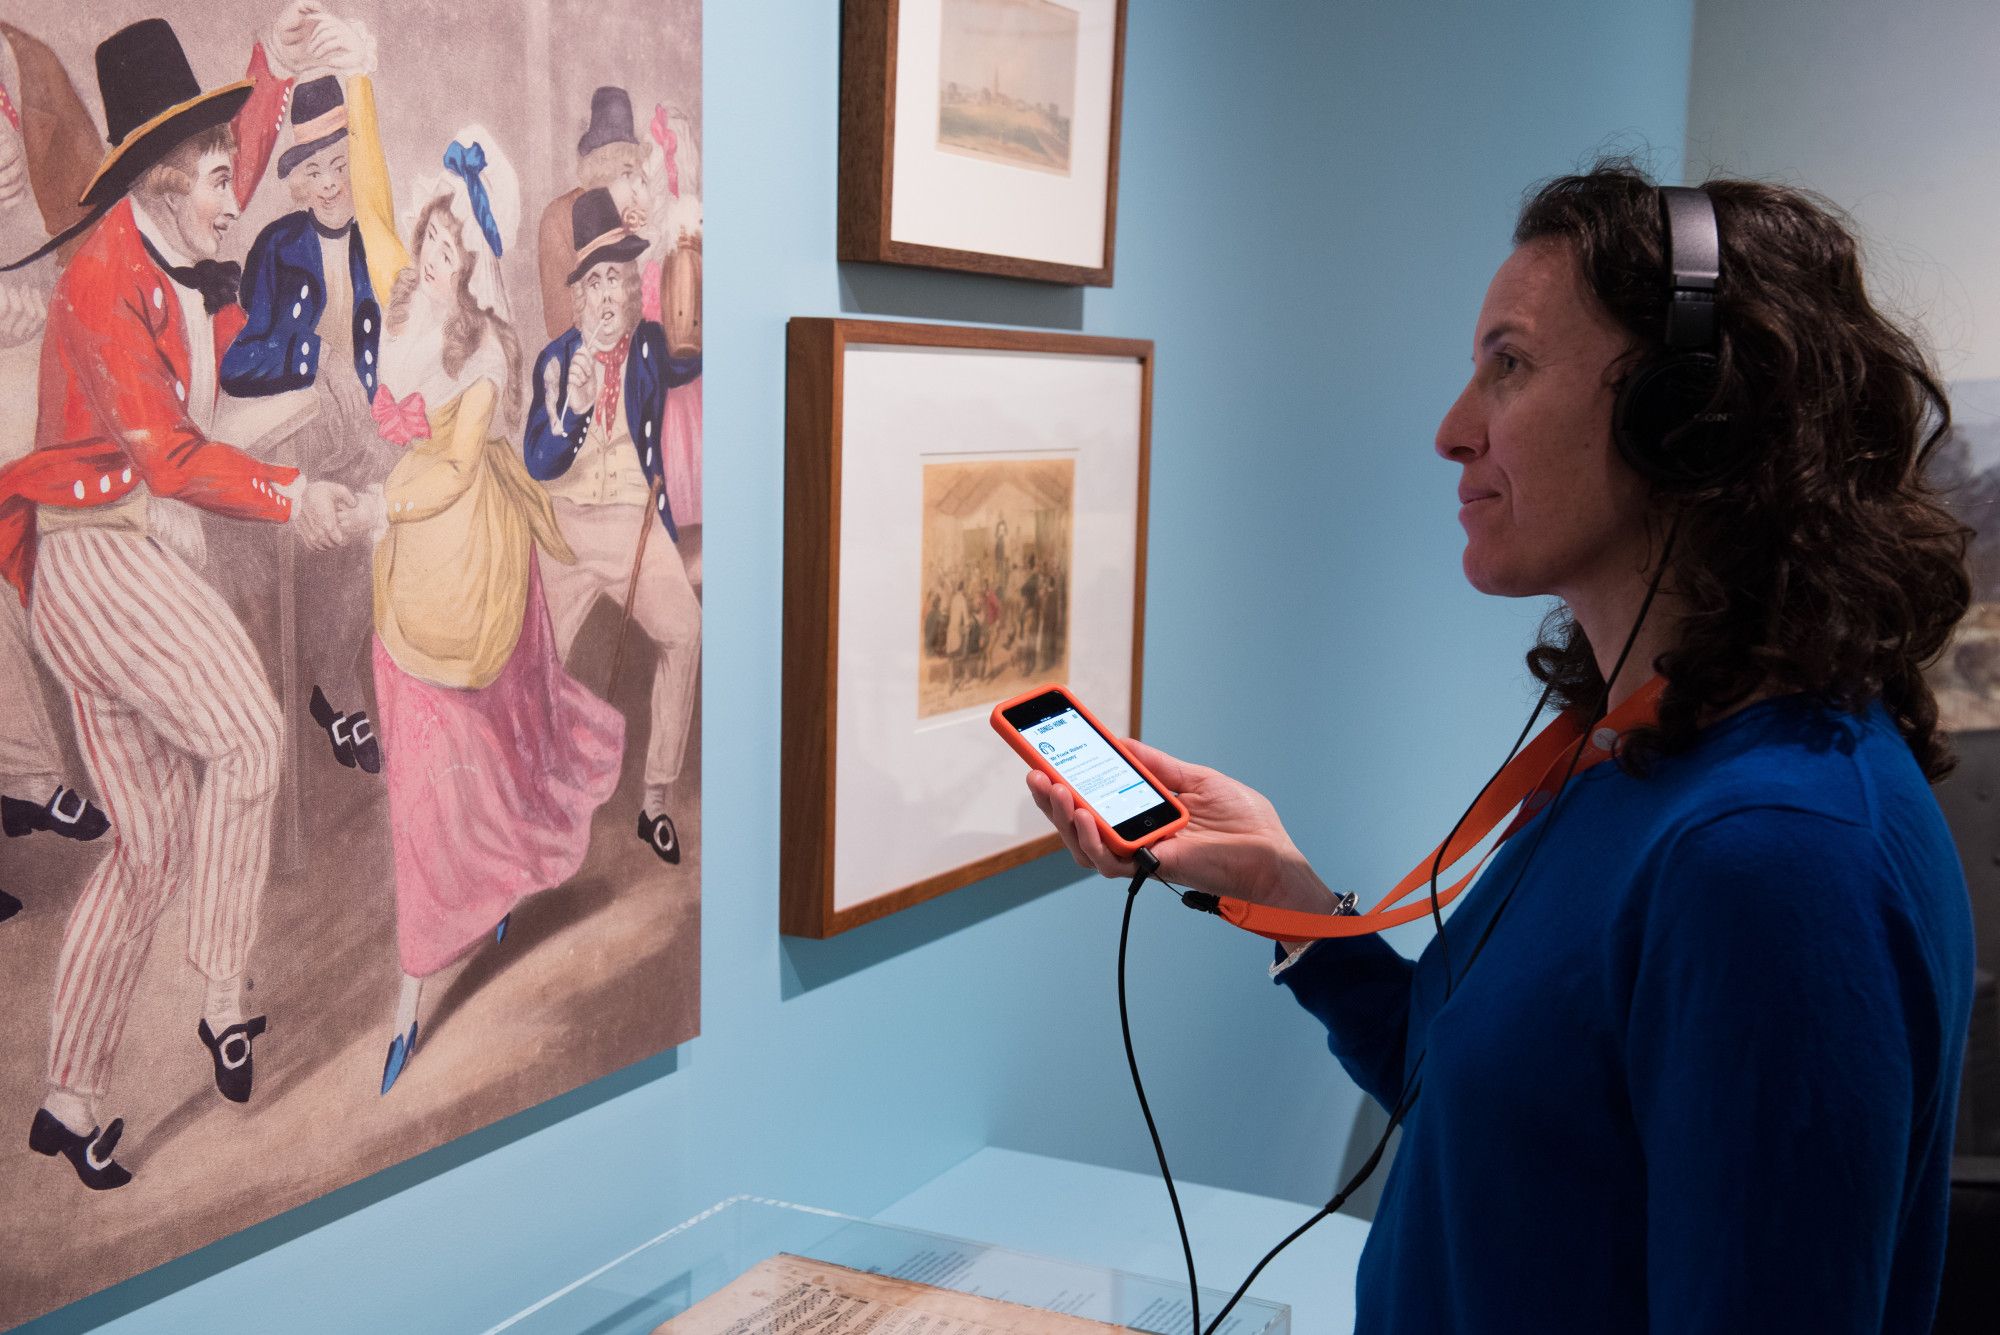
81, 18, 253, 207
577, 86, 638, 159
565, 187, 648, 285
278, 75, 349, 179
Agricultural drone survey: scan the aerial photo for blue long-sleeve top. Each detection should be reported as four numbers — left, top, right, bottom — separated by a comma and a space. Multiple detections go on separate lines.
1278, 694, 1974, 1333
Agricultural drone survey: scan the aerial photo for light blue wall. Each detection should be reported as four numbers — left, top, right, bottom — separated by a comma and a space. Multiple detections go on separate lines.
24, 3, 1691, 1330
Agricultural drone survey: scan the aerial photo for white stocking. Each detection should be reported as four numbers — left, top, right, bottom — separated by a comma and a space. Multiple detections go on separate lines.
393, 972, 423, 1037
204, 973, 247, 1031
43, 1085, 95, 1135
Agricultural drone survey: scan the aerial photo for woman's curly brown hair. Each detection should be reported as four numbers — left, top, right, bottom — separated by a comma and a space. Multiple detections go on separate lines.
1514, 158, 1971, 781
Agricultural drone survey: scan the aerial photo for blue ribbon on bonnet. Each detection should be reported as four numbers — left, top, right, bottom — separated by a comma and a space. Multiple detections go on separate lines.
443, 140, 504, 258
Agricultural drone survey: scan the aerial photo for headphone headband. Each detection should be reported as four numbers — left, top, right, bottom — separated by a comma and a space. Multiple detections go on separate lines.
1659, 185, 1719, 351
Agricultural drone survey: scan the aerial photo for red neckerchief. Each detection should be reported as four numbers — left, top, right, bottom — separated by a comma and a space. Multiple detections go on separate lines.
1220, 676, 1667, 941
593, 334, 631, 429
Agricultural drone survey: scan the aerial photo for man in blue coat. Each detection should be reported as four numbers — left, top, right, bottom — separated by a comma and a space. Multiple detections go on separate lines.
526, 187, 701, 864
220, 73, 392, 781
220, 74, 379, 405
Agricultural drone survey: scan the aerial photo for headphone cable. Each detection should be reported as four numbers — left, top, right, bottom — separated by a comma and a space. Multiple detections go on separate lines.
1118, 848, 1203, 1334
1118, 511, 1682, 1333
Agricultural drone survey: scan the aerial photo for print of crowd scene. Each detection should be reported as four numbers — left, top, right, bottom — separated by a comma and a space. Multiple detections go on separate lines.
918, 460, 1073, 718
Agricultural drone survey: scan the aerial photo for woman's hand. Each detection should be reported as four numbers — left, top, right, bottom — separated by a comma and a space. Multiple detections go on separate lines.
1025, 739, 1340, 913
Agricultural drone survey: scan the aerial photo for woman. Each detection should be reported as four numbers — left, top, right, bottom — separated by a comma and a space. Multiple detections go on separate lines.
346, 123, 623, 1096
1028, 162, 1976, 1331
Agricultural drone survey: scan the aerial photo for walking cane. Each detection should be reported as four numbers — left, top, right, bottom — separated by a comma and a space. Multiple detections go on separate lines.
606, 473, 664, 701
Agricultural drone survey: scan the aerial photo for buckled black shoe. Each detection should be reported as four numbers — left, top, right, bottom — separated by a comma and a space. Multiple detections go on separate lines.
29, 1108, 132, 1190
197, 1015, 268, 1103
1, 888, 19, 923
3, 787, 110, 841
347, 710, 381, 774
309, 686, 357, 768
638, 810, 681, 865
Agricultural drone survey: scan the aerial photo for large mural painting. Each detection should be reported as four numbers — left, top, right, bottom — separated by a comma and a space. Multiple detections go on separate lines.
0, 2, 702, 1322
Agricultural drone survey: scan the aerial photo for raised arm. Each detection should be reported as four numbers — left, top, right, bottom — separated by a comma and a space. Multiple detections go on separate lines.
345, 73, 408, 301
228, 42, 293, 210
523, 335, 588, 481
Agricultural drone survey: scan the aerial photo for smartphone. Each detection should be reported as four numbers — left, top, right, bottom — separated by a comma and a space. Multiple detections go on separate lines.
991, 684, 1190, 856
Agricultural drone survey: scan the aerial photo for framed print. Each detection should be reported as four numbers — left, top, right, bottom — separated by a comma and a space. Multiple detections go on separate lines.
0, 2, 701, 1323
839, 0, 1128, 285
783, 319, 1153, 936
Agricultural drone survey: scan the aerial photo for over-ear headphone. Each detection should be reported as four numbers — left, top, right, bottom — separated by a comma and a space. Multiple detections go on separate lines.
1611, 185, 1736, 487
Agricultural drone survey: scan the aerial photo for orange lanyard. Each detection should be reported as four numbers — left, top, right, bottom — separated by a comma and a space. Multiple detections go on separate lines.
1215, 676, 1667, 942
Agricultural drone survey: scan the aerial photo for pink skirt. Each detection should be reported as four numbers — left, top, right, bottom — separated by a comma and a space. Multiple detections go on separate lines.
373, 562, 624, 976
663, 375, 701, 527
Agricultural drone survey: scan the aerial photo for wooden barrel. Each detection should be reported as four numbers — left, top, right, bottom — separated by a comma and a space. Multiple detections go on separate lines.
662, 242, 702, 356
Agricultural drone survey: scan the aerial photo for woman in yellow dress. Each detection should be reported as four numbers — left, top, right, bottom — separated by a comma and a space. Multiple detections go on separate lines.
343, 103, 624, 1094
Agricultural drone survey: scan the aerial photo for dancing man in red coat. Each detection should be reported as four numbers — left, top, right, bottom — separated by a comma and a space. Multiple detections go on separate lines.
0, 14, 355, 1190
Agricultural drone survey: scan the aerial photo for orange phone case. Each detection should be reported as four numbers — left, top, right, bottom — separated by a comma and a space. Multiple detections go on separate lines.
990, 683, 1190, 856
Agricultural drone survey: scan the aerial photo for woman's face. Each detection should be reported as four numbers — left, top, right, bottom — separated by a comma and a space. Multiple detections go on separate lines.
1434, 239, 1652, 604
418, 210, 466, 302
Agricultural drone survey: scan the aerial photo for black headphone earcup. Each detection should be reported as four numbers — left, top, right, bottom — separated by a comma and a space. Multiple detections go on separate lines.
1613, 352, 1730, 486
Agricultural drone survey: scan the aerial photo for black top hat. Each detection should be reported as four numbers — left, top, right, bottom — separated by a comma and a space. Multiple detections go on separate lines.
565, 187, 648, 285
277, 75, 349, 179
81, 19, 252, 208
576, 86, 638, 159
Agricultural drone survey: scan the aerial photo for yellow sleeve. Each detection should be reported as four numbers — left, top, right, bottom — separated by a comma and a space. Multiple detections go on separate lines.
346, 73, 410, 300
384, 380, 496, 522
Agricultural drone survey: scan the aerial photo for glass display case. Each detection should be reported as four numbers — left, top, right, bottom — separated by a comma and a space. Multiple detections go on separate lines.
493, 1196, 1290, 1335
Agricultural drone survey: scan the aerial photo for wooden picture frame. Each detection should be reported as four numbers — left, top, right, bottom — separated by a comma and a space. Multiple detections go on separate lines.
839, 0, 1129, 285
784, 319, 1154, 936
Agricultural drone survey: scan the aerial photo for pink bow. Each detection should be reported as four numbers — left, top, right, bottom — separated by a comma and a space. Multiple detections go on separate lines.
372, 386, 429, 446
650, 104, 679, 199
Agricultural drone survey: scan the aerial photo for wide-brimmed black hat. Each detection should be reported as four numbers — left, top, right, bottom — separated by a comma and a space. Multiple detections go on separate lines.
576, 86, 637, 159
565, 187, 648, 285
80, 19, 252, 207
277, 75, 348, 179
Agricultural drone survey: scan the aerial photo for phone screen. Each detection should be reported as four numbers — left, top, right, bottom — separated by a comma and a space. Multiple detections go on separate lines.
1002, 692, 1180, 839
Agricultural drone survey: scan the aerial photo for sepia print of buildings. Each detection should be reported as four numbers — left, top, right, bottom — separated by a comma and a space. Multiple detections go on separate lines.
936, 0, 1078, 175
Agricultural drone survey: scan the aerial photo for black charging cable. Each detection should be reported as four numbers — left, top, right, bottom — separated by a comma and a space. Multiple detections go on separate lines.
1121, 512, 1684, 1333
1119, 847, 1205, 1334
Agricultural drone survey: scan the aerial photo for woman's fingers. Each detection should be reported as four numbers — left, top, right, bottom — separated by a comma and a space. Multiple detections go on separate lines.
1027, 769, 1140, 879
1070, 803, 1135, 878
1025, 769, 1056, 819
1040, 779, 1091, 867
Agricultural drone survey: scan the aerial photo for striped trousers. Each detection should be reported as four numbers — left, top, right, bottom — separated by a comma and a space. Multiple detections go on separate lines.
28, 528, 283, 1098
0, 591, 64, 794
